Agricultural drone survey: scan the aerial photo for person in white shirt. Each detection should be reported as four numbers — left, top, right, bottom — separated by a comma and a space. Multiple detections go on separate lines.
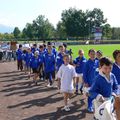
57, 54, 76, 112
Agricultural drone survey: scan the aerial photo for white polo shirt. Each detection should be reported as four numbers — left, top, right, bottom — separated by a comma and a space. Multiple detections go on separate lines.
57, 64, 76, 92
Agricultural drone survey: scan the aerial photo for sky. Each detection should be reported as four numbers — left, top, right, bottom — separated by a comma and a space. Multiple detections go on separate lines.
0, 0, 120, 30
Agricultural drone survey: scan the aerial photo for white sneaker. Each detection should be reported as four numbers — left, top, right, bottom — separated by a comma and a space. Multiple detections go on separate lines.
47, 84, 51, 87
47, 84, 53, 88
63, 106, 70, 112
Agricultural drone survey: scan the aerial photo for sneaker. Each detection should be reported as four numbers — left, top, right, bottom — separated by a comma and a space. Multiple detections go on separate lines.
80, 89, 83, 94
63, 106, 70, 112
74, 90, 79, 95
87, 107, 94, 113
47, 84, 50, 87
47, 84, 53, 88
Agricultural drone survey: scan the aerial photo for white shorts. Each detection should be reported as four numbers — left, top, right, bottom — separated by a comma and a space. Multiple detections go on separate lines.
76, 73, 83, 83
76, 73, 83, 77
61, 89, 73, 93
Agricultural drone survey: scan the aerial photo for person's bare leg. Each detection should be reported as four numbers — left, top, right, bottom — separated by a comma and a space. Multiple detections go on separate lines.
75, 77, 79, 94
114, 96, 120, 120
64, 93, 69, 106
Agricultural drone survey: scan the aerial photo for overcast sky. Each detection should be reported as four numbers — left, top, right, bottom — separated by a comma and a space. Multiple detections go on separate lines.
0, 0, 120, 29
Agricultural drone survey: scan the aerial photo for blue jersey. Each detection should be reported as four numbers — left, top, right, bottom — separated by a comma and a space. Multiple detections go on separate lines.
73, 56, 87, 74
112, 63, 120, 85
45, 48, 57, 57
16, 49, 23, 60
25, 52, 33, 67
30, 56, 42, 69
43, 53, 55, 73
52, 48, 57, 58
56, 52, 64, 71
83, 59, 99, 86
89, 73, 118, 99
31, 47, 39, 53
38, 51, 44, 63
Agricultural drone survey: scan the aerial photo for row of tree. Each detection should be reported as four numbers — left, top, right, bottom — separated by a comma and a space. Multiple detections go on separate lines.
0, 8, 120, 41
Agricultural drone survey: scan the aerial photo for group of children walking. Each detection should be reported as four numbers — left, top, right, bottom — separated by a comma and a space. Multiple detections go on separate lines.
16, 42, 120, 119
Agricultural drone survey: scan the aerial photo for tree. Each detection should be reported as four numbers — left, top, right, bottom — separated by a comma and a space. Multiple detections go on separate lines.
111, 27, 120, 39
32, 15, 55, 39
86, 8, 107, 28
13, 27, 21, 39
61, 8, 87, 37
23, 23, 34, 39
56, 21, 67, 38
102, 24, 112, 39
60, 8, 107, 38
22, 15, 55, 40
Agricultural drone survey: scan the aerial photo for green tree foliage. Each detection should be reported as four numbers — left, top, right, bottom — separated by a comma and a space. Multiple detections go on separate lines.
87, 8, 107, 27
23, 23, 34, 39
60, 8, 107, 38
13, 27, 21, 38
56, 21, 67, 38
22, 15, 55, 40
102, 24, 112, 38
0, 33, 14, 40
61, 8, 88, 37
111, 27, 120, 39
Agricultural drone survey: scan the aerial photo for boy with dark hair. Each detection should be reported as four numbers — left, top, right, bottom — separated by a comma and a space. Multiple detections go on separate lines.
16, 44, 23, 71
112, 50, 120, 95
25, 47, 33, 79
63, 43, 69, 54
89, 57, 118, 119
38, 45, 44, 80
56, 45, 65, 71
96, 50, 103, 60
30, 51, 42, 85
31, 44, 38, 53
43, 44, 56, 87
22, 49, 27, 73
95, 50, 103, 76
83, 49, 99, 112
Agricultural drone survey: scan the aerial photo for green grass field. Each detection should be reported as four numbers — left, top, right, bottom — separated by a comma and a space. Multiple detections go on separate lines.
67, 44, 120, 60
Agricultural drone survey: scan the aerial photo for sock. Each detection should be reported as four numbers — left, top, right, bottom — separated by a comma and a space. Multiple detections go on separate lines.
76, 84, 78, 91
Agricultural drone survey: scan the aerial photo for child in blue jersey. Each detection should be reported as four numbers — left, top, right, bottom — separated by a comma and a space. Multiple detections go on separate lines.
56, 45, 65, 71
89, 57, 118, 115
83, 49, 98, 112
30, 51, 42, 85
31, 44, 38, 53
52, 45, 57, 58
43, 44, 47, 54
63, 43, 73, 64
16, 44, 23, 71
73, 49, 87, 94
95, 50, 103, 76
22, 49, 27, 74
56, 45, 65, 90
25, 47, 33, 79
112, 50, 120, 95
43, 43, 56, 87
38, 45, 45, 80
